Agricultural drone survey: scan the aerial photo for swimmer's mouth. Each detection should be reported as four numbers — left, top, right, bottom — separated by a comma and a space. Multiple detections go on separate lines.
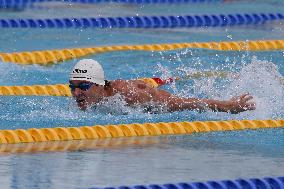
76, 99, 86, 104
76, 99, 88, 110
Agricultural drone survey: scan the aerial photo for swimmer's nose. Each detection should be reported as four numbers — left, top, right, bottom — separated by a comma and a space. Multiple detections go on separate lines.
73, 88, 82, 96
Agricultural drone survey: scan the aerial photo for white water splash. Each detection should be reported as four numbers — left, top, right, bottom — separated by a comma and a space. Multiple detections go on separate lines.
92, 93, 169, 115
180, 66, 217, 98
91, 93, 136, 115
157, 63, 179, 94
225, 56, 284, 119
155, 56, 284, 120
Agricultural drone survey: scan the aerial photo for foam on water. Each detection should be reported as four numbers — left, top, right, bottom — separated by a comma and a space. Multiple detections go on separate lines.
157, 56, 284, 120
91, 93, 139, 115
225, 56, 284, 119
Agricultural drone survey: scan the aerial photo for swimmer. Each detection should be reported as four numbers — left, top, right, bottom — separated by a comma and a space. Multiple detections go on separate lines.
69, 59, 256, 114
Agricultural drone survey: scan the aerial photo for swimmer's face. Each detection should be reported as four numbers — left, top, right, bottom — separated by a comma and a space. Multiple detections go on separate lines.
69, 80, 105, 110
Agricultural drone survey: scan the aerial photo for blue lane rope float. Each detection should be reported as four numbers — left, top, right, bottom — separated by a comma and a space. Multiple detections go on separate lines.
0, 13, 283, 28
90, 176, 284, 189
63, 0, 222, 4
0, 0, 223, 8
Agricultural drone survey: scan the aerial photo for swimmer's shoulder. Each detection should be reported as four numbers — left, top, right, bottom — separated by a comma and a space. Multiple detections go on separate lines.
111, 79, 145, 86
110, 79, 131, 93
111, 79, 155, 93
111, 79, 128, 87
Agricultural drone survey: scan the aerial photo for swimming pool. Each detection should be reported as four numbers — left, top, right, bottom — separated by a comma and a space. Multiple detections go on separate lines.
0, 0, 284, 188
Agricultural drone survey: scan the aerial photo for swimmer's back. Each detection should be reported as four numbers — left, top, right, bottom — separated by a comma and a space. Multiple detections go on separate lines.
110, 79, 170, 105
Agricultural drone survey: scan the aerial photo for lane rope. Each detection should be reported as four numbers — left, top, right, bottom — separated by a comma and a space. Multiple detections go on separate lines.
63, 0, 222, 4
0, 13, 283, 28
0, 78, 159, 97
1, 39, 284, 65
0, 137, 159, 154
0, 0, 223, 8
0, 84, 72, 97
89, 176, 284, 189
0, 119, 283, 144
1, 75, 283, 97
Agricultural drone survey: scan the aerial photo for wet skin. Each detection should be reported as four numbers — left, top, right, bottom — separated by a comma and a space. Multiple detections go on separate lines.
69, 80, 256, 113
69, 80, 106, 110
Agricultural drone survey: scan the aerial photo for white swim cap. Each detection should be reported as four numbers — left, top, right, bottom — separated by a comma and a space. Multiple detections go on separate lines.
69, 59, 105, 85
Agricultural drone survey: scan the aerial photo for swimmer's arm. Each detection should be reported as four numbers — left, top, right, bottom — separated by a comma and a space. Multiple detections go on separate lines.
155, 91, 255, 114
165, 96, 231, 112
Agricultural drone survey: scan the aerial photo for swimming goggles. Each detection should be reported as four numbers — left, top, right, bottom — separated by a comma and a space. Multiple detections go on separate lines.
69, 82, 95, 91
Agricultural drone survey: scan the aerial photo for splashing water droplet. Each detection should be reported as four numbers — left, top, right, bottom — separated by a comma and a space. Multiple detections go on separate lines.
226, 56, 284, 119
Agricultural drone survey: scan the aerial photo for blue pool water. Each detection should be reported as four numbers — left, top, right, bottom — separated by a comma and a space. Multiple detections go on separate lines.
0, 0, 284, 188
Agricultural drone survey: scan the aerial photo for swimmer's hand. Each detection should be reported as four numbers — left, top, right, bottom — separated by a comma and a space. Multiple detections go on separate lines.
225, 93, 256, 114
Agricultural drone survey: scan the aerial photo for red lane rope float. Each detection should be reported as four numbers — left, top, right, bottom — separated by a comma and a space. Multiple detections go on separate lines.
1, 39, 284, 65
0, 120, 283, 144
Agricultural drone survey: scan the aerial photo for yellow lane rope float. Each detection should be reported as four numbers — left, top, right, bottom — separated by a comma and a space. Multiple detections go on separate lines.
0, 137, 159, 154
0, 39, 283, 65
0, 84, 72, 97
0, 78, 158, 97
1, 75, 283, 97
0, 120, 283, 144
